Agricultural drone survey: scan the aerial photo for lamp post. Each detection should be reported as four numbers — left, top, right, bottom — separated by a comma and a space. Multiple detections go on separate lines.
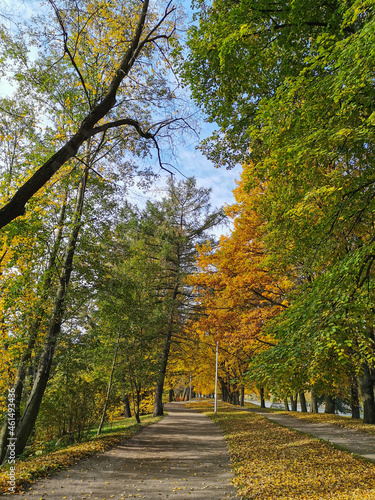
214, 340, 218, 413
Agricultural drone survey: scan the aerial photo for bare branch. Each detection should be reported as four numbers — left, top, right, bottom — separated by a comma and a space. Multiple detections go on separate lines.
48, 0, 93, 109
87, 118, 153, 139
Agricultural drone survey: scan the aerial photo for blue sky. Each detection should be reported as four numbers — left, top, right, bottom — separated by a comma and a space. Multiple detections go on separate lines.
124, 122, 242, 237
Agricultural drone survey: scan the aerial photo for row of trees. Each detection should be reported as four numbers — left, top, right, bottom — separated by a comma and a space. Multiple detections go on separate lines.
182, 0, 375, 423
3, 0, 375, 466
0, 167, 222, 462
0, 0, 225, 462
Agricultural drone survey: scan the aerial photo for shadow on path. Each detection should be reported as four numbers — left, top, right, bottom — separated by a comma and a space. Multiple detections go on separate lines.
15, 403, 236, 500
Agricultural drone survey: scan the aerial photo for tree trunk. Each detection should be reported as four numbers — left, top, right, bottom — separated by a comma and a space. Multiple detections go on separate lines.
359, 363, 375, 424
232, 390, 240, 406
122, 394, 131, 418
0, 193, 67, 461
310, 388, 319, 413
299, 392, 308, 412
260, 387, 266, 408
0, 169, 88, 464
0, 0, 154, 231
324, 395, 336, 414
182, 387, 189, 401
97, 329, 121, 436
290, 394, 298, 411
284, 398, 290, 411
350, 375, 360, 419
220, 379, 229, 403
169, 389, 175, 402
240, 386, 245, 407
153, 283, 179, 417
134, 388, 141, 424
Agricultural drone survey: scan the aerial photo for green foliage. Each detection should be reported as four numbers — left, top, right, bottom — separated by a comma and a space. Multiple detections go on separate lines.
183, 0, 375, 408
36, 334, 108, 443
184, 0, 360, 167
92, 177, 225, 412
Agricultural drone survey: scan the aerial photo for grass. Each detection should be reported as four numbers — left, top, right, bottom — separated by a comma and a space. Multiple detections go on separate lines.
188, 401, 375, 499
0, 414, 162, 494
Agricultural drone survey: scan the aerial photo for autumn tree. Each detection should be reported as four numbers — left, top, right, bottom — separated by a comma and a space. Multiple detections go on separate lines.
0, 0, 198, 461
187, 169, 293, 404
0, 0, 188, 229
184, 0, 369, 167
126, 177, 224, 416
81, 177, 224, 422
93, 210, 162, 425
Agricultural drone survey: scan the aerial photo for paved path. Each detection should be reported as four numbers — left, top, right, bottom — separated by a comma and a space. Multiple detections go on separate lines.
239, 406, 375, 462
16, 403, 236, 500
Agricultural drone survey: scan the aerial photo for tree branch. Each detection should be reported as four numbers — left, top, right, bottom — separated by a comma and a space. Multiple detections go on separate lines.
0, 0, 178, 230
48, 0, 93, 109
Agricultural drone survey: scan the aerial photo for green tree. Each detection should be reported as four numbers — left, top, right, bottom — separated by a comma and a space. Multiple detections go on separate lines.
0, 0, 194, 461
93, 214, 162, 425
184, 0, 363, 167
184, 0, 375, 423
137, 177, 225, 416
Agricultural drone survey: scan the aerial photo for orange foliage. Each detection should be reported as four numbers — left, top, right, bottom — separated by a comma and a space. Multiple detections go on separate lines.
189, 168, 292, 354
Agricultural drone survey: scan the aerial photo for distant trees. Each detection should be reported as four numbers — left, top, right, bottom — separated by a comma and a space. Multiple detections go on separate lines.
96, 177, 224, 417
187, 170, 292, 405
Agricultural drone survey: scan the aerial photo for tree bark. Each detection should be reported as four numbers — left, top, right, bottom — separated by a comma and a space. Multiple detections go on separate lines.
350, 375, 360, 419
219, 379, 229, 403
0, 169, 88, 464
240, 386, 245, 407
310, 388, 319, 413
290, 394, 298, 411
260, 387, 266, 408
284, 398, 290, 411
134, 388, 141, 424
324, 395, 336, 414
299, 392, 308, 412
0, 0, 176, 230
169, 389, 175, 402
232, 390, 240, 406
122, 393, 131, 418
153, 283, 179, 417
182, 387, 189, 401
359, 363, 375, 424
0, 192, 67, 460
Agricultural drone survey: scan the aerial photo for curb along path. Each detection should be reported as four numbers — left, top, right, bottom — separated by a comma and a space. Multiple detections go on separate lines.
16, 403, 237, 499
239, 406, 375, 462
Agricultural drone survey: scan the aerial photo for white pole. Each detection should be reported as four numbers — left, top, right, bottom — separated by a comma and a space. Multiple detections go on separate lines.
214, 340, 218, 413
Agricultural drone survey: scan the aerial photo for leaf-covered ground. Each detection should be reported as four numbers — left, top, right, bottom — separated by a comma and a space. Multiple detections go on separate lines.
0, 415, 161, 494
240, 402, 375, 436
189, 402, 375, 499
